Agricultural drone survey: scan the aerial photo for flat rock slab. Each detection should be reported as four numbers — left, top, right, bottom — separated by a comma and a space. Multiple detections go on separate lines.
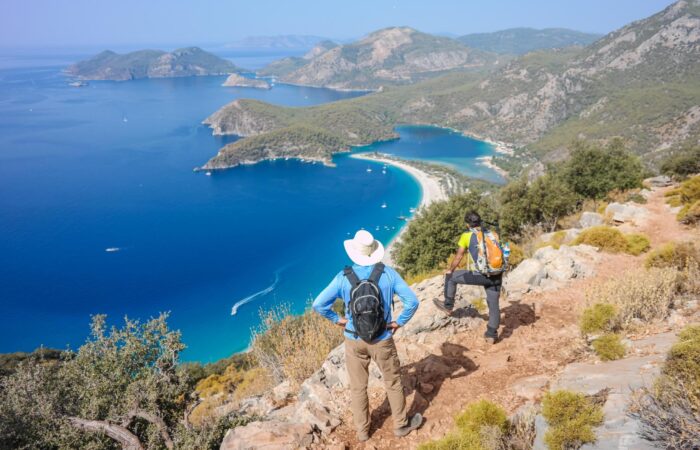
535, 332, 677, 450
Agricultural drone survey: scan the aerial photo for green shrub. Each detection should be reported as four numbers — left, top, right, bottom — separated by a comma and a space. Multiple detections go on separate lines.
455, 399, 509, 435
666, 175, 700, 224
470, 298, 487, 314
624, 233, 651, 256
663, 325, 700, 401
418, 400, 509, 450
645, 241, 700, 269
660, 146, 700, 179
573, 226, 630, 253
508, 242, 525, 267
592, 334, 626, 361
561, 139, 644, 201
574, 227, 650, 255
541, 390, 604, 450
631, 325, 700, 448
580, 303, 617, 334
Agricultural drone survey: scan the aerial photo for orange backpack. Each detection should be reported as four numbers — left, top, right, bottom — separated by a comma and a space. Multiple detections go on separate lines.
470, 228, 506, 275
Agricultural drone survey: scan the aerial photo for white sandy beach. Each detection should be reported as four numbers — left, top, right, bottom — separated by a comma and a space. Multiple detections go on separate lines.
351, 153, 448, 209
350, 153, 449, 265
476, 155, 509, 179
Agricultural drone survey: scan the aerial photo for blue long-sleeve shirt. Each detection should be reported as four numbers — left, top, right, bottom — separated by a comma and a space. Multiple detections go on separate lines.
312, 264, 419, 341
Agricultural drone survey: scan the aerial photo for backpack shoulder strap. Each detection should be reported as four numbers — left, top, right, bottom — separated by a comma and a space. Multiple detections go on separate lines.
343, 266, 361, 288
369, 263, 385, 284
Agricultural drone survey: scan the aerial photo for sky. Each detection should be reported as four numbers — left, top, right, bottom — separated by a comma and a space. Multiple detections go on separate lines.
1, 0, 677, 49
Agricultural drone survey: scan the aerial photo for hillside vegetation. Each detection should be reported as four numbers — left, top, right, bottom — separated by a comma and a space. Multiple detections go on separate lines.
204, 0, 700, 170
457, 28, 602, 55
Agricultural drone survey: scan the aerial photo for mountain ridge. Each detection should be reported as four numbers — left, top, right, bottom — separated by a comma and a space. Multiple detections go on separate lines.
458, 27, 602, 55
203, 0, 700, 170
259, 26, 503, 90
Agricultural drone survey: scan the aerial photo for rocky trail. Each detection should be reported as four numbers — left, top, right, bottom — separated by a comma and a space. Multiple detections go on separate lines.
221, 183, 699, 450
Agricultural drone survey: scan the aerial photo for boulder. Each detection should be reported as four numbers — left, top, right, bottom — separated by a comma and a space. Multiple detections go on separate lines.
578, 212, 604, 228
505, 258, 546, 294
605, 202, 649, 225
219, 420, 319, 450
644, 175, 672, 188
539, 228, 581, 244
505, 245, 599, 293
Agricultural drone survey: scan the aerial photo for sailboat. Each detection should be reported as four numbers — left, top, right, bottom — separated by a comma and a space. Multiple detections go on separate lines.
366, 166, 373, 173
381, 202, 387, 209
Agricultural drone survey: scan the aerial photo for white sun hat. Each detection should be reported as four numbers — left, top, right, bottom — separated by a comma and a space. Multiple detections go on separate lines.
344, 230, 385, 266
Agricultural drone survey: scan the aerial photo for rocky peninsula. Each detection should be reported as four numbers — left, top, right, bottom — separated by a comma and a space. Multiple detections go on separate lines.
222, 73, 271, 89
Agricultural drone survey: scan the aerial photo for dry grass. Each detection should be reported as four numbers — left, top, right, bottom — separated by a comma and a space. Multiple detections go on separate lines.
585, 267, 679, 330
250, 303, 344, 386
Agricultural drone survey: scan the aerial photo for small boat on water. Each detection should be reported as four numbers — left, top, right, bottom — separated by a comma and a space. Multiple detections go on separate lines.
381, 202, 387, 209
366, 167, 373, 173
68, 80, 89, 87
105, 247, 120, 253
205, 171, 212, 176
122, 115, 128, 123
409, 207, 417, 213
397, 215, 408, 221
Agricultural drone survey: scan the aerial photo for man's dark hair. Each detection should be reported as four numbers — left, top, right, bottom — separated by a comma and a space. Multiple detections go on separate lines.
465, 211, 481, 228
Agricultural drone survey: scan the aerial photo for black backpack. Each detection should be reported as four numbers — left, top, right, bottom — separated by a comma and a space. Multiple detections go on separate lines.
343, 263, 387, 343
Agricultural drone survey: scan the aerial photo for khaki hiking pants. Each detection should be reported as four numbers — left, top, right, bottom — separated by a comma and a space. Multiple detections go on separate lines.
345, 337, 408, 434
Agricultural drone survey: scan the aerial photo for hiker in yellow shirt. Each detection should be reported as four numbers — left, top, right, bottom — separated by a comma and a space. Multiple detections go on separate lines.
433, 211, 504, 344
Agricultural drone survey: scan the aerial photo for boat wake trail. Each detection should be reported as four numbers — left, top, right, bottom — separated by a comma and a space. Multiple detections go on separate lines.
231, 266, 288, 316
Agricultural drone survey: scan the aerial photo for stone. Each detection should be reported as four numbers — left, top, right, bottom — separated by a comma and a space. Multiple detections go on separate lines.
644, 175, 672, 188
219, 420, 318, 450
510, 374, 549, 400
579, 212, 604, 228
605, 202, 650, 224
505, 258, 545, 293
505, 244, 599, 293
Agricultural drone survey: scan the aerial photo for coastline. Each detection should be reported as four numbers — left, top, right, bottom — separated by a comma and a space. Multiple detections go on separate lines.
476, 156, 509, 180
350, 153, 449, 266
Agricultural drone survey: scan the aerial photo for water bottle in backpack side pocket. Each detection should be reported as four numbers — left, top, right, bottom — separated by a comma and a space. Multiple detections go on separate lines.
503, 242, 511, 264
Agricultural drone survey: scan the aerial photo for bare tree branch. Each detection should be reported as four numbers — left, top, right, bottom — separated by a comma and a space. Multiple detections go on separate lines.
183, 398, 203, 431
68, 417, 144, 450
121, 409, 174, 450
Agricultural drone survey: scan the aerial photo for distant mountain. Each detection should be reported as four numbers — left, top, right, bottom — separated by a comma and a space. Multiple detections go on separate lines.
258, 27, 502, 90
202, 0, 700, 170
458, 27, 602, 55
224, 35, 331, 50
66, 47, 239, 81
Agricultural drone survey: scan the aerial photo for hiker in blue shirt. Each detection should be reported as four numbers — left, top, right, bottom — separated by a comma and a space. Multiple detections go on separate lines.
312, 230, 422, 442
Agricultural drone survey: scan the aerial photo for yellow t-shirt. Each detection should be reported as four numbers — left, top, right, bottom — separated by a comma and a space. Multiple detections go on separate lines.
457, 231, 473, 248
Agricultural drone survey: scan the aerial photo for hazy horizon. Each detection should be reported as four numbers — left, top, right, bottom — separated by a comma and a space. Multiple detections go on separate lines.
1, 0, 676, 50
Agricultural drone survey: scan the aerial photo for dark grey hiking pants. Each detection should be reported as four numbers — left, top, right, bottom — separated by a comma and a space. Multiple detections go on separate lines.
444, 271, 502, 338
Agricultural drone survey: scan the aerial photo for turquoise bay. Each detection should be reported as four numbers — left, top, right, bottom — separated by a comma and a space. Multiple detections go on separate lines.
0, 55, 496, 362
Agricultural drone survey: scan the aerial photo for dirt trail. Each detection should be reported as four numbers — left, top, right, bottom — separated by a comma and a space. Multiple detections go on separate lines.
333, 187, 698, 449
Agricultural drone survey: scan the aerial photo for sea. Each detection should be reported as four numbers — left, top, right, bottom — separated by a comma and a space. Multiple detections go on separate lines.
0, 49, 498, 362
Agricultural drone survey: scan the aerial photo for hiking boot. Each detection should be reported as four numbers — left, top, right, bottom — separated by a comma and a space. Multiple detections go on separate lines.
394, 413, 423, 437
432, 299, 453, 314
357, 430, 370, 442
484, 336, 497, 345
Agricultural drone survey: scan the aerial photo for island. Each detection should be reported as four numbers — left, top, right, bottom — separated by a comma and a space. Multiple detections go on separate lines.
65, 47, 240, 81
222, 73, 271, 89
